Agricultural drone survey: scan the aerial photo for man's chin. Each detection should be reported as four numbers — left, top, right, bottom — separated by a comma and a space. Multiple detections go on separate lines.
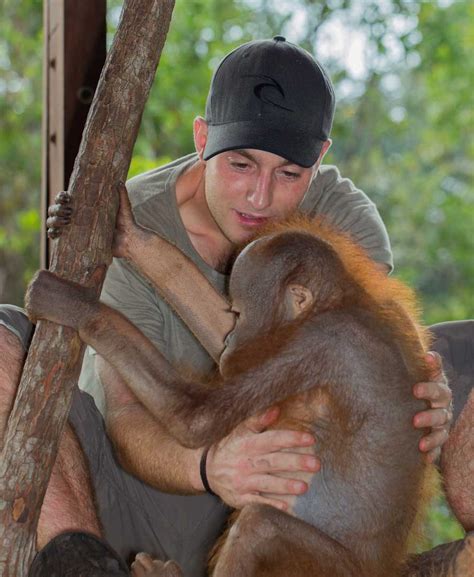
232, 229, 261, 246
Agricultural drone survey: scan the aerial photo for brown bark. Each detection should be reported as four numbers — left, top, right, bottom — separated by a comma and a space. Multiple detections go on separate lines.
0, 1, 175, 574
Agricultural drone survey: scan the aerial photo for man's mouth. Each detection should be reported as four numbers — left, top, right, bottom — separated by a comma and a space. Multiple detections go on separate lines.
234, 210, 270, 226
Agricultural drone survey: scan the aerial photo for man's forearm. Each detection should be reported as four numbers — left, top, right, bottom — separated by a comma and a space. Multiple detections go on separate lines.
106, 402, 204, 494
98, 354, 204, 493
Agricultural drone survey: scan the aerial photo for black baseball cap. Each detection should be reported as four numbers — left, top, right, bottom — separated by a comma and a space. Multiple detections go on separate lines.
203, 36, 335, 168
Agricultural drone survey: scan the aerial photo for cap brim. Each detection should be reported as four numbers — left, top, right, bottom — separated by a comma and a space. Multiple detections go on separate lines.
203, 120, 325, 168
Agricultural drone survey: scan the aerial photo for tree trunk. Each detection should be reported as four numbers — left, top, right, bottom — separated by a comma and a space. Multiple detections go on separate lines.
0, 1, 175, 574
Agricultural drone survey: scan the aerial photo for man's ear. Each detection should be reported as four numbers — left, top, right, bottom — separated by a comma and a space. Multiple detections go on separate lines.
320, 139, 332, 158
287, 284, 314, 317
309, 139, 332, 180
193, 117, 208, 160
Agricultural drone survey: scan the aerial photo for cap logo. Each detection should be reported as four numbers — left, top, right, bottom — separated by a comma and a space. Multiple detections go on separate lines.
244, 74, 293, 112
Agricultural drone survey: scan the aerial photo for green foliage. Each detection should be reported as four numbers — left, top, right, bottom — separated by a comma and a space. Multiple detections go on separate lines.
0, 0, 43, 303
0, 0, 471, 544
423, 496, 464, 548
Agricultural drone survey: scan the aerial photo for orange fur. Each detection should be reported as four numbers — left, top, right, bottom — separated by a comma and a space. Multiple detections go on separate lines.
212, 215, 438, 571
253, 215, 432, 379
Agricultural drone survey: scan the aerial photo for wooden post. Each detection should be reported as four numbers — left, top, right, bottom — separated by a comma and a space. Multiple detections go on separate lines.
41, 0, 107, 268
0, 1, 175, 574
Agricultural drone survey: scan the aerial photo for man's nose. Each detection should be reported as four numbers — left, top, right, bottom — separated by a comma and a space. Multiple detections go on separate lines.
246, 173, 273, 211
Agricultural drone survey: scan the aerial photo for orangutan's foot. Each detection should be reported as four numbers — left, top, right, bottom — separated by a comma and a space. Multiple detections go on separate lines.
131, 553, 184, 577
403, 531, 474, 576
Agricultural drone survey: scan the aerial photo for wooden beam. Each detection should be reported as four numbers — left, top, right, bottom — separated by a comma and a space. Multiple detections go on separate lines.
41, 0, 107, 268
0, 1, 175, 574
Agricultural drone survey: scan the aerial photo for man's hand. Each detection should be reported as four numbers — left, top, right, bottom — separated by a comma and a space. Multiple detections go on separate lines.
205, 407, 320, 511
413, 351, 453, 463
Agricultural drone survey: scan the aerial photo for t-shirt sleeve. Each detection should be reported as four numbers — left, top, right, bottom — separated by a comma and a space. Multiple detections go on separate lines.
301, 165, 393, 272
100, 257, 167, 349
77, 257, 167, 414
0, 304, 34, 351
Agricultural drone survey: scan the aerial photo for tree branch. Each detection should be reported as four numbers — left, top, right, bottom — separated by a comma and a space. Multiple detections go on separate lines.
0, 1, 175, 574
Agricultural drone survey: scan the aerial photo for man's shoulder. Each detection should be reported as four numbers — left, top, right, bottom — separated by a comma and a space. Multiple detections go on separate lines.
125, 153, 197, 235
127, 153, 197, 205
301, 163, 375, 219
304, 164, 362, 203
301, 164, 393, 272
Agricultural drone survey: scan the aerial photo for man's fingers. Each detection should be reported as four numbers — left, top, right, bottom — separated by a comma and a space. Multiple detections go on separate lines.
413, 380, 452, 408
424, 447, 441, 464
425, 351, 443, 379
243, 473, 308, 497
243, 429, 315, 453
419, 427, 449, 453
243, 406, 280, 433
249, 451, 320, 474
414, 408, 452, 429
239, 493, 290, 512
413, 370, 452, 459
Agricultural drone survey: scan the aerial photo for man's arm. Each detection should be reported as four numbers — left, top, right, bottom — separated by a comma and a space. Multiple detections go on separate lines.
97, 356, 203, 493
98, 356, 317, 510
440, 389, 474, 531
413, 352, 452, 463
93, 193, 318, 510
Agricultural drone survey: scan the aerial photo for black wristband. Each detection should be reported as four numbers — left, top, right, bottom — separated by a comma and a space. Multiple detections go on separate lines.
200, 447, 217, 496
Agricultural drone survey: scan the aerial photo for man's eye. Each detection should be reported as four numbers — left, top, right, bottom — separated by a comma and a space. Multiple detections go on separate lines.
231, 162, 249, 170
282, 170, 300, 179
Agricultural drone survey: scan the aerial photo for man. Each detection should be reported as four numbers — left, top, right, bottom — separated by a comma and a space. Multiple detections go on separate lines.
72, 37, 450, 574
2, 37, 452, 576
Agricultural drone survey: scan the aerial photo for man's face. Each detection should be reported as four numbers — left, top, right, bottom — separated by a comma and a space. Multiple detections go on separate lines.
203, 147, 319, 246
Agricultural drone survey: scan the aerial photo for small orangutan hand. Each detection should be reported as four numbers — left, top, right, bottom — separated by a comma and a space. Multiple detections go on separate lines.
413, 351, 453, 463
46, 190, 73, 238
46, 183, 150, 260
131, 553, 184, 577
112, 181, 152, 260
25, 269, 98, 331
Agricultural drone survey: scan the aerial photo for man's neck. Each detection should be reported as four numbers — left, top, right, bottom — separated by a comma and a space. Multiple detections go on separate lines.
176, 159, 234, 272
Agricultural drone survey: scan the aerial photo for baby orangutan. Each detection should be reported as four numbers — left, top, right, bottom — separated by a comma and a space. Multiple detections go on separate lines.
26, 217, 435, 577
